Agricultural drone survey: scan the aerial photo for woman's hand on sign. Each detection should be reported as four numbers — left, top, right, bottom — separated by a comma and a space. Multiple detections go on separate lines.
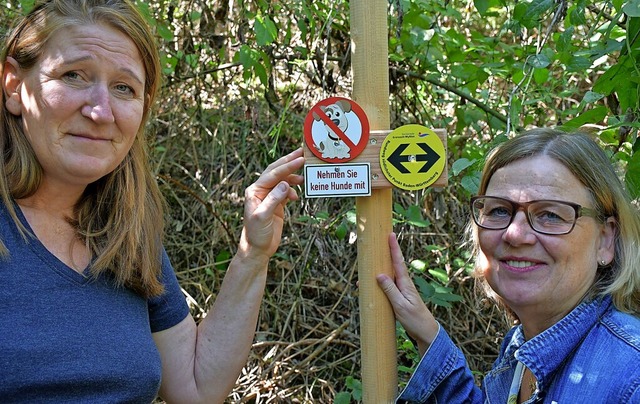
377, 232, 439, 356
239, 148, 305, 261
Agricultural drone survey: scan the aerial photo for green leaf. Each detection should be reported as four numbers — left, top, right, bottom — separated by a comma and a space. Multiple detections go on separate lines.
560, 106, 608, 128
405, 205, 430, 227
519, 0, 553, 28
623, 0, 640, 17
19, 0, 36, 13
461, 174, 480, 195
157, 23, 174, 41
581, 91, 605, 105
474, 0, 491, 15
451, 63, 481, 81
237, 45, 257, 68
451, 158, 475, 176
566, 55, 592, 72
593, 57, 633, 95
430, 296, 453, 308
616, 81, 639, 112
346, 377, 362, 400
533, 67, 549, 84
428, 268, 450, 283
215, 250, 231, 271
394, 203, 407, 217
527, 54, 551, 69
333, 392, 351, 404
410, 259, 427, 272
509, 97, 523, 127
414, 276, 435, 300
255, 15, 277, 46
569, 5, 587, 25
435, 292, 464, 302
316, 211, 330, 221
557, 26, 575, 52
189, 11, 202, 22
335, 222, 348, 240
599, 129, 620, 145
626, 151, 640, 198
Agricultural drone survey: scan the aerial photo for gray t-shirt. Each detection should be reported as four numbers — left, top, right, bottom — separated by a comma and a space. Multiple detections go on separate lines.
0, 201, 190, 403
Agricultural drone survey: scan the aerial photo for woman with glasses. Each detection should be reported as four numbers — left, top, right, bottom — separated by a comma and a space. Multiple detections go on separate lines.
378, 128, 640, 403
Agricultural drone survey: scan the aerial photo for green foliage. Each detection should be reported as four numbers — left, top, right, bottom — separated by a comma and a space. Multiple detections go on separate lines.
298, 207, 356, 240
18, 0, 35, 13
334, 376, 362, 403
409, 257, 464, 308
393, 203, 430, 227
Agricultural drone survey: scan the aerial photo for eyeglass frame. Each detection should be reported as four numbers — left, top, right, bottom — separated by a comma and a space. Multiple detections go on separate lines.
469, 195, 602, 235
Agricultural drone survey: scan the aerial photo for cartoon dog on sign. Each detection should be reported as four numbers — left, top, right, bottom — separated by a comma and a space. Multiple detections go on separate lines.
312, 99, 352, 159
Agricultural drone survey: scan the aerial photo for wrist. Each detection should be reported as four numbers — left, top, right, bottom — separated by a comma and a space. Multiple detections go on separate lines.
233, 236, 271, 271
413, 322, 440, 356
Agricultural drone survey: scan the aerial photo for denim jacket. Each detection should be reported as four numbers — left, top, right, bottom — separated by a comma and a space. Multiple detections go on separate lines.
397, 296, 640, 403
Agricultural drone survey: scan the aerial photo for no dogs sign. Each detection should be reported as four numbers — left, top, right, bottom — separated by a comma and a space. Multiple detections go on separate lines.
303, 97, 370, 163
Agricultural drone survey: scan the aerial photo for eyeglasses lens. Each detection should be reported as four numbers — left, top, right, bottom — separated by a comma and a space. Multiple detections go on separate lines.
472, 197, 577, 235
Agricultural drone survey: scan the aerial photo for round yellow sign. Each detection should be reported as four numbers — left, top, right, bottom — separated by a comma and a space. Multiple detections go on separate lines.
379, 125, 445, 190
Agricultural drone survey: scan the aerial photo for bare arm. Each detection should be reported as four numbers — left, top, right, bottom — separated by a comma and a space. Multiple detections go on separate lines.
376, 232, 439, 356
153, 148, 305, 403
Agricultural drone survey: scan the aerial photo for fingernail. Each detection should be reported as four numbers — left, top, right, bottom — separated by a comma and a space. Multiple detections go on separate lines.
277, 182, 288, 193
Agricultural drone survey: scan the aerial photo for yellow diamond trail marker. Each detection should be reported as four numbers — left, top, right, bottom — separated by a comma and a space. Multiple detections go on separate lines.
379, 124, 446, 190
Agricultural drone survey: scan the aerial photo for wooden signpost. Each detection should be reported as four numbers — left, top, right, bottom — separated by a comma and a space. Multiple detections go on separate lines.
302, 0, 447, 401
350, 0, 397, 402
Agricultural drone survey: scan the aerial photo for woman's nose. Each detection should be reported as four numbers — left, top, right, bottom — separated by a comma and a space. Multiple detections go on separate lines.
81, 85, 115, 123
502, 210, 536, 244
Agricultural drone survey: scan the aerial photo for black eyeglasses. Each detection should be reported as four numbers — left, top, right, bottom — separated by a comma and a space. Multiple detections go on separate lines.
470, 196, 600, 235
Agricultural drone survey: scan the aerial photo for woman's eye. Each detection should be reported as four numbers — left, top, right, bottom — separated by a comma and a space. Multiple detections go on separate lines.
487, 206, 511, 217
537, 210, 566, 223
114, 84, 135, 96
62, 71, 81, 81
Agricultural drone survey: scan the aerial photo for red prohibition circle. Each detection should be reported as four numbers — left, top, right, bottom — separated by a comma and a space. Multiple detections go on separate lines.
303, 97, 370, 163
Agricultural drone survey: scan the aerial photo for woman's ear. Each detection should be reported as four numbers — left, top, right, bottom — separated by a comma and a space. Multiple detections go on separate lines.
597, 217, 617, 266
3, 57, 24, 116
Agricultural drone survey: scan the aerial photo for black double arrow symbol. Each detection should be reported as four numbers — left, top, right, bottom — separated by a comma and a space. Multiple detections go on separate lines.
387, 143, 440, 174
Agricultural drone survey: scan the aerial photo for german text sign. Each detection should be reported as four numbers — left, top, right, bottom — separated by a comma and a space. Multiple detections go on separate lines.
304, 163, 371, 198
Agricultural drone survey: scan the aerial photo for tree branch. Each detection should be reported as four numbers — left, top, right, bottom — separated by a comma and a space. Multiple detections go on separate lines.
391, 66, 508, 124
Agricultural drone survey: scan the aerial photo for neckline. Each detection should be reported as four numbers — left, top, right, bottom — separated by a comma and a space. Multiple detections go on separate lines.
12, 200, 93, 284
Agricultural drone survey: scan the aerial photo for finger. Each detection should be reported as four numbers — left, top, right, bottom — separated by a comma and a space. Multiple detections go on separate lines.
250, 181, 291, 219
286, 185, 300, 202
262, 148, 304, 178
376, 274, 406, 306
263, 147, 303, 169
256, 155, 305, 192
388, 233, 413, 286
285, 173, 305, 186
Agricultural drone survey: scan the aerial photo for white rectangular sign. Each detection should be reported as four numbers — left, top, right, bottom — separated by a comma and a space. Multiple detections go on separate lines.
304, 163, 371, 198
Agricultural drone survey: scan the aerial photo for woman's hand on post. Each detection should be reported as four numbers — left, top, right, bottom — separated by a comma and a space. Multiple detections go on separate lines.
239, 148, 305, 260
377, 232, 439, 356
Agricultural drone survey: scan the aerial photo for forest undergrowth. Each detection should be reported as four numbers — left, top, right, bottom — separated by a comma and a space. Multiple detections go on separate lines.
152, 89, 508, 402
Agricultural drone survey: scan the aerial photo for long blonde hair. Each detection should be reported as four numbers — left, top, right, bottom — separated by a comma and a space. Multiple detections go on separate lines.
470, 128, 640, 315
0, 0, 165, 297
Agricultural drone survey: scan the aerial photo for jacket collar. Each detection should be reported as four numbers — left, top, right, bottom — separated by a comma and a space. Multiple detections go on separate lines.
506, 296, 612, 391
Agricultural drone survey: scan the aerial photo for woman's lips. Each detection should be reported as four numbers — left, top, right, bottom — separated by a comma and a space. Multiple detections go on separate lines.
502, 259, 542, 273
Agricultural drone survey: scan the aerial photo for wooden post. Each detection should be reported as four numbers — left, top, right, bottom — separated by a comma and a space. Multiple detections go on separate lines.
351, 0, 397, 402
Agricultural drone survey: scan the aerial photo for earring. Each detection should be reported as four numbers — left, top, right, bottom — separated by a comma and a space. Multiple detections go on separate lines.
600, 259, 607, 266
